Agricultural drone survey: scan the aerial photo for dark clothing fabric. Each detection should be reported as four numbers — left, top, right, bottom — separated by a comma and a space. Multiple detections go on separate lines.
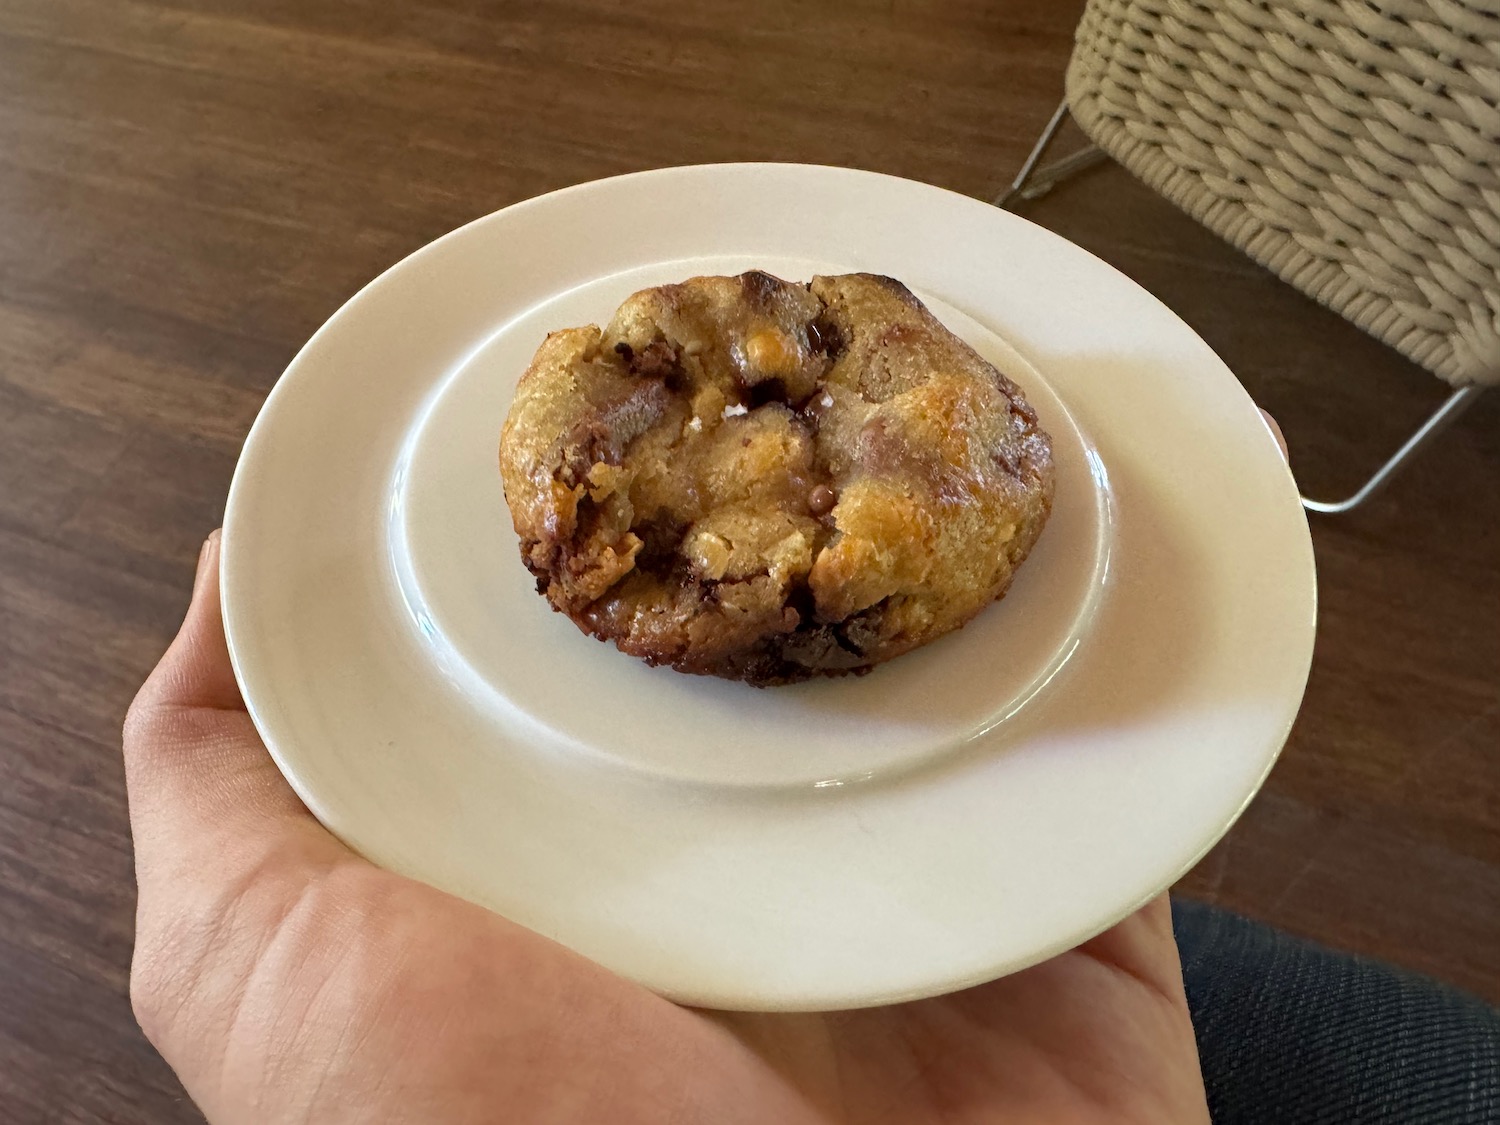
1172, 899, 1500, 1124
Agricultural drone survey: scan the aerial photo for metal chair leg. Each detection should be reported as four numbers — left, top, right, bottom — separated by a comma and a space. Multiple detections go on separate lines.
995, 98, 1108, 209
1301, 385, 1484, 514
999, 101, 1479, 515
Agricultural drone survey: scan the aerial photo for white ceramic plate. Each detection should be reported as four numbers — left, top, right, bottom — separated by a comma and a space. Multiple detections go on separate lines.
222, 163, 1315, 1011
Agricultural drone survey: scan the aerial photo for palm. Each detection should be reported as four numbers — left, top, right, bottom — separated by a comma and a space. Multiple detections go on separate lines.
125, 540, 1207, 1124
719, 903, 1206, 1123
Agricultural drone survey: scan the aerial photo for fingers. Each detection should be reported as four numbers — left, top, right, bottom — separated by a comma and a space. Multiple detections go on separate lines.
1071, 894, 1186, 998
123, 532, 340, 892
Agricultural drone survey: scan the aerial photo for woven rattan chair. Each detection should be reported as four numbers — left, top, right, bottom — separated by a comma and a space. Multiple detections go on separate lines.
999, 0, 1497, 513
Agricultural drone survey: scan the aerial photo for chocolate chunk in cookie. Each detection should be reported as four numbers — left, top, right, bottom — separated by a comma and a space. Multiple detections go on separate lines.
499, 271, 1055, 685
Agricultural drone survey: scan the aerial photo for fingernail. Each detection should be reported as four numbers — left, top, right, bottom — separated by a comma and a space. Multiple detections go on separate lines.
194, 530, 222, 588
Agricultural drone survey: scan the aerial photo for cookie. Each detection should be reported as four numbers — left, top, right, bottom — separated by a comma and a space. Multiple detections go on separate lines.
499, 271, 1055, 685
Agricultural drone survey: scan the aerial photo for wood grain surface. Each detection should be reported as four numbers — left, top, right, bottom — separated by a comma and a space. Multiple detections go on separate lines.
1, 1, 1496, 1120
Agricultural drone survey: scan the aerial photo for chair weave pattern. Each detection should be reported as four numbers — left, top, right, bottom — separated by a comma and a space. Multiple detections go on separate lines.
1067, 0, 1500, 386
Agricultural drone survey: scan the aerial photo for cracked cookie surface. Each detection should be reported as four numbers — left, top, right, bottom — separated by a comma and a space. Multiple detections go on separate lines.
499, 271, 1054, 685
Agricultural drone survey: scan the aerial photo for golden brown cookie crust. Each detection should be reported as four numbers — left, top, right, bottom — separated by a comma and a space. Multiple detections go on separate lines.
499, 271, 1054, 685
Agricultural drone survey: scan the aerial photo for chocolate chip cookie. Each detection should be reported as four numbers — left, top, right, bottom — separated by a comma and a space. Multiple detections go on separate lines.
499, 271, 1054, 685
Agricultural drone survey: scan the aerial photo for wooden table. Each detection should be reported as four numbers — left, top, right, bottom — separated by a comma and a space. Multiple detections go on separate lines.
2, 2, 1497, 1120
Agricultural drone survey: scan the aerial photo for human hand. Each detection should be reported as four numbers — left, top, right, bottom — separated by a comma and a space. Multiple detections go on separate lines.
124, 530, 1210, 1124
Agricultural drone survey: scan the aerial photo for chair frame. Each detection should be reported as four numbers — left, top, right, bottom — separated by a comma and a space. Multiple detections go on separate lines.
996, 98, 1485, 516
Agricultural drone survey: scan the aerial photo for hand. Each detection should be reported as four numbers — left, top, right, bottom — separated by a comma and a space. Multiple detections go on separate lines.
125, 531, 1210, 1124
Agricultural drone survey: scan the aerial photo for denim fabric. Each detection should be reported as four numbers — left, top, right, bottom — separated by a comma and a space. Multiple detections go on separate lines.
1173, 899, 1500, 1124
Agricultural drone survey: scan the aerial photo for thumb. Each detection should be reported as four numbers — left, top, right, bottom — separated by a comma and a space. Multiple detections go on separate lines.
123, 531, 343, 893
